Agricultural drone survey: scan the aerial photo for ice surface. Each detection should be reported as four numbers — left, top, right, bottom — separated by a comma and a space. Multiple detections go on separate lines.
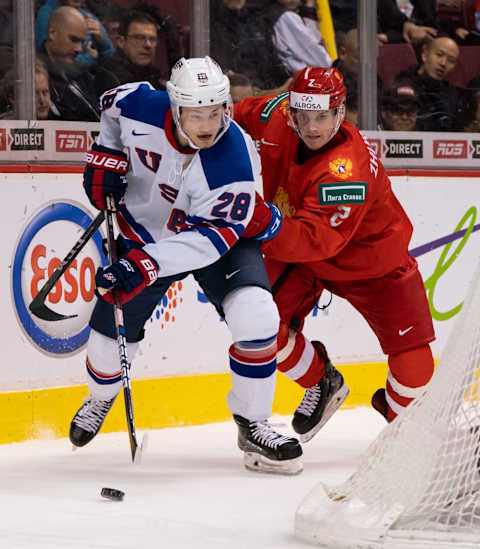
0, 408, 385, 548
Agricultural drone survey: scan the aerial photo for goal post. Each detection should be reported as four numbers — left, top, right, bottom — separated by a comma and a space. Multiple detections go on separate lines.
295, 260, 480, 549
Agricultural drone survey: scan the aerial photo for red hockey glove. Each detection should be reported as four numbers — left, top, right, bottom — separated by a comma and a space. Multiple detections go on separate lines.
242, 192, 283, 241
95, 248, 159, 304
84, 143, 129, 211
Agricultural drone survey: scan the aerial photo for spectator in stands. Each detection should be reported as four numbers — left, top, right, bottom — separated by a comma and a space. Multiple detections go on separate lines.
100, 5, 126, 50
262, 0, 332, 74
392, 34, 461, 130
380, 81, 420, 131
345, 86, 359, 126
333, 29, 384, 96
35, 0, 115, 68
210, 0, 292, 94
228, 72, 255, 103
0, 59, 61, 120
0, 0, 13, 47
410, 0, 480, 45
93, 9, 166, 97
333, 28, 359, 92
467, 73, 480, 91
459, 89, 480, 131
37, 6, 99, 121
330, 0, 437, 46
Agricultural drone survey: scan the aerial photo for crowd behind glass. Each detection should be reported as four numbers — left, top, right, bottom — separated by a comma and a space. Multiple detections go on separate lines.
0, 0, 479, 132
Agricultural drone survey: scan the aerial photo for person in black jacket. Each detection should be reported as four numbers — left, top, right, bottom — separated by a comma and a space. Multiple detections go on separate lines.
410, 0, 480, 45
210, 0, 291, 92
330, 0, 436, 46
37, 5, 99, 121
93, 9, 167, 97
392, 34, 462, 130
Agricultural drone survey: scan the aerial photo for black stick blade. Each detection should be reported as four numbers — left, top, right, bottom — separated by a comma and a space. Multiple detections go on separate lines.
29, 294, 78, 321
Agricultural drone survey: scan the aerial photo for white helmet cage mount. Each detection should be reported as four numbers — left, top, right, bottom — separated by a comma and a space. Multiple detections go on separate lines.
166, 56, 233, 149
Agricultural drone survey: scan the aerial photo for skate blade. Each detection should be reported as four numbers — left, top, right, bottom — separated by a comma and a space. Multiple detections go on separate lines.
300, 384, 350, 444
244, 452, 303, 475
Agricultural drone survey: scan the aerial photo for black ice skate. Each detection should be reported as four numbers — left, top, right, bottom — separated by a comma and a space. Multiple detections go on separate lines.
233, 415, 303, 475
292, 341, 349, 443
371, 388, 389, 422
69, 395, 116, 447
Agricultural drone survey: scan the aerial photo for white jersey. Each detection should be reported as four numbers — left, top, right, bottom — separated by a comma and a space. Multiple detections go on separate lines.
96, 82, 262, 277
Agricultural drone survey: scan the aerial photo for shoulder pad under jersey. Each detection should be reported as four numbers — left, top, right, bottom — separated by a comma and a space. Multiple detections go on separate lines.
199, 122, 255, 190
117, 84, 171, 129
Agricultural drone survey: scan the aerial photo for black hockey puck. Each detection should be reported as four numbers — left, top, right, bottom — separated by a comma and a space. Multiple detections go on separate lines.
100, 487, 125, 501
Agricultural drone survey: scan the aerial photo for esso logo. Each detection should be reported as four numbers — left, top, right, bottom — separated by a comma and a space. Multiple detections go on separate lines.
11, 202, 106, 356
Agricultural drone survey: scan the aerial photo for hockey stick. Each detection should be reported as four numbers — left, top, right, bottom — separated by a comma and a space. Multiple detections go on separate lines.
29, 211, 105, 321
104, 196, 146, 464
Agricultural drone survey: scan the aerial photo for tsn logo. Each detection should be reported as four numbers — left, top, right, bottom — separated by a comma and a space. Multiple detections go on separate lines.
433, 140, 467, 159
56, 131, 87, 152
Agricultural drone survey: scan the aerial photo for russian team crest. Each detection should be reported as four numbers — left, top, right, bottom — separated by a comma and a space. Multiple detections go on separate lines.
329, 158, 353, 180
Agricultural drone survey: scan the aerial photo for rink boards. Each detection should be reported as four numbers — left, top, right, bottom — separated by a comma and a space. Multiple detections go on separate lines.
1, 166, 479, 443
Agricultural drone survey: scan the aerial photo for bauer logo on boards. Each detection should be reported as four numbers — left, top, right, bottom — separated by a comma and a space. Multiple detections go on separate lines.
11, 202, 106, 356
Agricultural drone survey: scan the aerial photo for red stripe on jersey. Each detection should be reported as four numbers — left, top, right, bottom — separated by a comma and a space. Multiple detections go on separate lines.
216, 226, 239, 248
116, 212, 144, 245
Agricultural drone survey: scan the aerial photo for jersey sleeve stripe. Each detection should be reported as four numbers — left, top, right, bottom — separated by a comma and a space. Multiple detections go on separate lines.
117, 205, 155, 244
195, 225, 239, 255
186, 215, 245, 236
116, 212, 145, 245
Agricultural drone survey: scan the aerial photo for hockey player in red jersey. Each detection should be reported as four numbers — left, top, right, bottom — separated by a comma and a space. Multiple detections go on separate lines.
234, 67, 435, 440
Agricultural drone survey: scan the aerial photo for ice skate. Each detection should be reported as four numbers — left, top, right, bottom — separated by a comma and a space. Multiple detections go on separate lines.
233, 415, 303, 475
371, 387, 389, 422
292, 341, 349, 443
69, 395, 116, 447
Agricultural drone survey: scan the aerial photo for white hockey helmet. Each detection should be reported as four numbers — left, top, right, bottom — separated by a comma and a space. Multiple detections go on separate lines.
166, 56, 232, 148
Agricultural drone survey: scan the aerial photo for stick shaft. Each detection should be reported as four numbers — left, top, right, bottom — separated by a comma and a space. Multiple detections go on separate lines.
104, 197, 139, 462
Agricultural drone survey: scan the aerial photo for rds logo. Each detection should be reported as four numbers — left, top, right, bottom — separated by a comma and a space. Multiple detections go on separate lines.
11, 202, 106, 356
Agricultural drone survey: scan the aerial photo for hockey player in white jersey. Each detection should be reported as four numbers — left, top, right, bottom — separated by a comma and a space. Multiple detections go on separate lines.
69, 56, 302, 474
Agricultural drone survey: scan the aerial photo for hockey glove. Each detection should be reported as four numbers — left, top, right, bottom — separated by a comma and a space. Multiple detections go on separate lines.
84, 143, 129, 211
242, 192, 282, 241
95, 247, 159, 304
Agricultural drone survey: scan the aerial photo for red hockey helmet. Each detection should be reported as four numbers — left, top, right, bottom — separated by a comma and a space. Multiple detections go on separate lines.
288, 67, 347, 149
289, 67, 346, 111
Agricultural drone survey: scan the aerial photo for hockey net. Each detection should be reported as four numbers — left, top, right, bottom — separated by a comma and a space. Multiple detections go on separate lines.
295, 260, 480, 549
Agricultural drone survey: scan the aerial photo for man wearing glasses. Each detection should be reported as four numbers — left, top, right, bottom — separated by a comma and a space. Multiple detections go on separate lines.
94, 9, 165, 97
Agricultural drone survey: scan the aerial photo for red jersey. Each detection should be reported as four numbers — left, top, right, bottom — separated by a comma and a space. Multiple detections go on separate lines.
234, 94, 413, 280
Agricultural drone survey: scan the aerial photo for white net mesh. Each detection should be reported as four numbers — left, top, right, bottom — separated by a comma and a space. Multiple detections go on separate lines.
295, 260, 480, 548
